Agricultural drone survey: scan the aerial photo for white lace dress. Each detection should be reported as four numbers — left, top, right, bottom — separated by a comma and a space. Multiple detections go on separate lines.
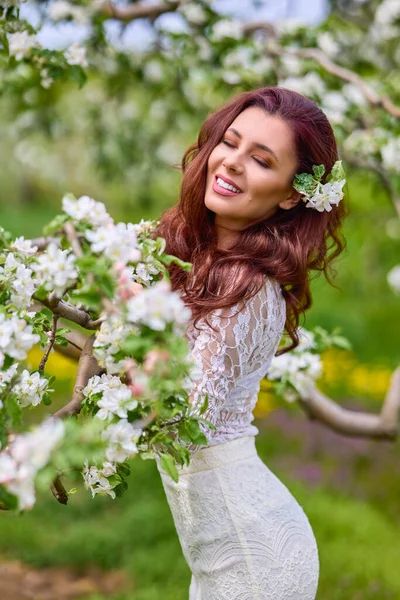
157, 277, 319, 599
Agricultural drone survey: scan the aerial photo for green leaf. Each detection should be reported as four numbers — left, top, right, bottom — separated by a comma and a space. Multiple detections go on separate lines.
114, 480, 128, 497
328, 160, 346, 183
293, 173, 314, 195
117, 463, 131, 477
70, 288, 101, 311
312, 164, 325, 179
0, 484, 18, 511
183, 419, 207, 445
199, 393, 209, 415
42, 393, 52, 406
121, 334, 154, 359
96, 273, 116, 298
5, 394, 22, 429
66, 65, 87, 88
160, 253, 193, 272
43, 213, 69, 235
160, 453, 179, 482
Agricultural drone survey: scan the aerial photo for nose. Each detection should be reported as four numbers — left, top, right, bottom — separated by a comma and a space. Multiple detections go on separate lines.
223, 154, 244, 174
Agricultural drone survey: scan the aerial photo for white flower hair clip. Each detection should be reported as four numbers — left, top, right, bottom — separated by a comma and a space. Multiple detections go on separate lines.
293, 160, 346, 212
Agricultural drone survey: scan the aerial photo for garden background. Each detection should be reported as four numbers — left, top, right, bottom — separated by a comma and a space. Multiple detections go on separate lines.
1, 0, 400, 598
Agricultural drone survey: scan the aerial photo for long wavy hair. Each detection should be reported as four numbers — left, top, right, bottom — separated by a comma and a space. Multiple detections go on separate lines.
153, 86, 347, 354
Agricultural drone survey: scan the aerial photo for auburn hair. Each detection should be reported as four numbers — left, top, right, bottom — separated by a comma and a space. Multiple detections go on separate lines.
153, 86, 347, 354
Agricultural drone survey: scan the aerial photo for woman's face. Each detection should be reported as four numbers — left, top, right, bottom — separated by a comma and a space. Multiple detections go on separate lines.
204, 106, 300, 244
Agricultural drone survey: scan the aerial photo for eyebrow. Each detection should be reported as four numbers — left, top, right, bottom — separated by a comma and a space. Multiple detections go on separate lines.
227, 128, 280, 163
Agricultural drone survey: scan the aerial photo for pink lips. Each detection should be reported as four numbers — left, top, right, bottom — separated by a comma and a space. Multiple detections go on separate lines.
212, 175, 243, 197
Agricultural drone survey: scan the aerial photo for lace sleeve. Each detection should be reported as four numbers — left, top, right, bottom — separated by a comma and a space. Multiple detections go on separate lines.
186, 278, 286, 422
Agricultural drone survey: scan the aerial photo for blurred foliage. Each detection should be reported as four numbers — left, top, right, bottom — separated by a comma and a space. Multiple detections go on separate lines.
1, 412, 400, 599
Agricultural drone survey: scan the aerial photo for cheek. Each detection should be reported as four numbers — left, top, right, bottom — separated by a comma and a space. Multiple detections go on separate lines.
207, 147, 223, 172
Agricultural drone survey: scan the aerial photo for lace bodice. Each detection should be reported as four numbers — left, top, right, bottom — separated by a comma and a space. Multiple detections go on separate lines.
185, 277, 286, 450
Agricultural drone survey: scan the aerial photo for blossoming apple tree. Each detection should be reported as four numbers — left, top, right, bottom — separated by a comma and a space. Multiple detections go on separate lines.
1, 0, 400, 512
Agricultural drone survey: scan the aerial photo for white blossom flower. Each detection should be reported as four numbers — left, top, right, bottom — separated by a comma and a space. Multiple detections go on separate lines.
322, 92, 349, 124
126, 280, 192, 331
210, 19, 243, 42
280, 54, 302, 76
11, 237, 38, 255
221, 70, 241, 85
143, 60, 164, 83
40, 69, 53, 89
94, 315, 126, 356
96, 384, 138, 420
317, 32, 340, 57
381, 137, 400, 173
374, 0, 400, 27
13, 370, 49, 407
8, 31, 40, 61
83, 372, 125, 397
342, 83, 367, 107
0, 419, 64, 510
223, 47, 253, 70
131, 219, 157, 238
279, 72, 326, 98
0, 363, 19, 390
303, 180, 345, 212
31, 243, 78, 296
134, 262, 159, 285
62, 195, 113, 227
82, 460, 118, 499
0, 351, 4, 369
178, 2, 207, 25
296, 328, 317, 352
195, 36, 213, 61
0, 252, 22, 275
85, 223, 141, 264
267, 349, 322, 402
102, 420, 142, 463
387, 265, 400, 294
10, 264, 37, 309
65, 43, 88, 67
48, 0, 75, 20
0, 314, 39, 361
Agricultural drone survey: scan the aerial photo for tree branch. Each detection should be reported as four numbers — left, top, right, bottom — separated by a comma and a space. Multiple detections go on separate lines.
30, 236, 57, 250
52, 335, 102, 418
63, 222, 83, 258
101, 0, 180, 22
35, 295, 104, 330
54, 328, 87, 361
341, 151, 400, 219
38, 314, 59, 372
266, 44, 400, 119
297, 367, 400, 440
92, 5, 400, 120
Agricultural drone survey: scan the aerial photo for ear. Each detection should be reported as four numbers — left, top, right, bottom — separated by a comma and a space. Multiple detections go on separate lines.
278, 189, 302, 211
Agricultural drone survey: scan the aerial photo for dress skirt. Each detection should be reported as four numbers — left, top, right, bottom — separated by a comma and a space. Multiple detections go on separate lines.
157, 435, 319, 600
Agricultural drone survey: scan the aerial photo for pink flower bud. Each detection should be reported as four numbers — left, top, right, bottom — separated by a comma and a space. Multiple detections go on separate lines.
114, 261, 126, 274
143, 349, 170, 375
129, 382, 145, 397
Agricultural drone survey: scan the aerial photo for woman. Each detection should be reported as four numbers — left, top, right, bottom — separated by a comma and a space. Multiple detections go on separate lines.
154, 86, 347, 600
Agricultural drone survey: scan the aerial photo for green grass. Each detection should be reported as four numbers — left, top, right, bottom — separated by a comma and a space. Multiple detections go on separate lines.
1, 434, 400, 600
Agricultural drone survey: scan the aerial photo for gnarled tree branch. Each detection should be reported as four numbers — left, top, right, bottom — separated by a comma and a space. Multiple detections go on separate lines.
52, 335, 102, 419
101, 0, 180, 22
35, 295, 104, 330
297, 367, 400, 440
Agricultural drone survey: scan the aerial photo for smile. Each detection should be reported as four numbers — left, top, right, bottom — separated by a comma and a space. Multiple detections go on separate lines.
212, 175, 243, 197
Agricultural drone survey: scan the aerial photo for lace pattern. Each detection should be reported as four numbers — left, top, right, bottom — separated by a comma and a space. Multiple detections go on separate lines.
184, 277, 286, 452
157, 436, 319, 600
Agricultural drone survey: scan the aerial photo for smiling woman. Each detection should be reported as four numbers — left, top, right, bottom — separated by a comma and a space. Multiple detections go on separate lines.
152, 87, 348, 600
205, 106, 301, 247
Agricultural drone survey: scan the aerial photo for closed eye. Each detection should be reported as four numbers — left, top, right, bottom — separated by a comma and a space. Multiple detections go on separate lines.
222, 140, 270, 168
